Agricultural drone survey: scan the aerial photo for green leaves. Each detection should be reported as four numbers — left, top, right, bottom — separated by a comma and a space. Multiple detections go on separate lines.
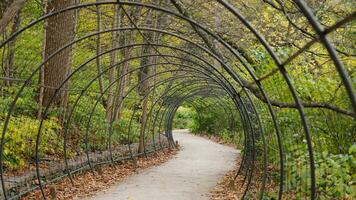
285, 149, 356, 199
349, 144, 356, 154
0, 116, 62, 170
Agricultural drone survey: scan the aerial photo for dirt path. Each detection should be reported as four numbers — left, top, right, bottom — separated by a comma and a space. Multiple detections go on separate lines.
83, 130, 240, 200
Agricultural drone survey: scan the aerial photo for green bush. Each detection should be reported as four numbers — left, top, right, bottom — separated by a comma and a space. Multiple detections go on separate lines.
112, 117, 140, 145
0, 116, 62, 170
285, 145, 356, 199
173, 106, 194, 129
189, 104, 230, 135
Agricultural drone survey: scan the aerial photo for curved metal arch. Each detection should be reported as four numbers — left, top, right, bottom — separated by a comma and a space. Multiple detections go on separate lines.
190, 92, 266, 195
101, 56, 246, 159
213, 2, 354, 198
63, 54, 235, 161
110, 74, 232, 157
110, 57, 246, 155
215, 2, 316, 197
42, 59, 258, 198
0, 26, 258, 200
0, 1, 293, 136
47, 70, 224, 195
6, 36, 240, 197
156, 83, 248, 148
142, 79, 244, 153
104, 11, 288, 195
139, 81, 237, 154
134, 84, 231, 152
153, 86, 248, 159
31, 63, 220, 198
1, 1, 353, 198
57, 46, 243, 161
146, 96, 237, 152
119, 81, 236, 155
77, 57, 239, 162
160, 88, 238, 140
175, 97, 239, 139
1, 24, 278, 196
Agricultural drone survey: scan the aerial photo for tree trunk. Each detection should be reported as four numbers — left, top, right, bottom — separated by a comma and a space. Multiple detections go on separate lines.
42, 0, 77, 108
106, 5, 121, 122
0, 0, 21, 89
112, 5, 141, 121
137, 8, 156, 153
0, 0, 25, 34
113, 34, 132, 121
95, 1, 104, 98
138, 97, 149, 153
3, 11, 20, 87
37, 0, 46, 119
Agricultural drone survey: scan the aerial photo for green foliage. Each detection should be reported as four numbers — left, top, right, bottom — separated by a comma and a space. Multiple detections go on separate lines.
0, 86, 38, 116
173, 106, 194, 129
217, 128, 242, 145
315, 151, 355, 199
189, 104, 230, 135
285, 147, 355, 199
186, 100, 242, 146
112, 116, 140, 145
70, 95, 140, 151
0, 116, 62, 170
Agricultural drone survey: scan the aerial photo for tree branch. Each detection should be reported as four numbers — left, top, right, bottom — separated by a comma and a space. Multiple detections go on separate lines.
169, 0, 355, 118
248, 84, 356, 118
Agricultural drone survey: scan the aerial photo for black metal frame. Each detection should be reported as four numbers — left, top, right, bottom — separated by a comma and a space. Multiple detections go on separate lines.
0, 1, 354, 199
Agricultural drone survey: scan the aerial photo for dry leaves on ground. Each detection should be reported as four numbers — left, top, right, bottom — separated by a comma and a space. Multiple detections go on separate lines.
21, 148, 179, 200
210, 159, 281, 200
209, 159, 244, 200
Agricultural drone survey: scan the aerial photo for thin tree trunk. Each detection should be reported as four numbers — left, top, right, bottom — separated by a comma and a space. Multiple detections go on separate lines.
106, 5, 121, 122
38, 0, 47, 119
1, 33, 7, 90
137, 8, 155, 153
138, 96, 149, 153
113, 33, 131, 121
6, 12, 20, 83
112, 5, 141, 121
95, 1, 104, 98
2, 11, 20, 87
0, 0, 25, 34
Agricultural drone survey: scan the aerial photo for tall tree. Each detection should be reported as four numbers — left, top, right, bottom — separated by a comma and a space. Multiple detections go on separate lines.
41, 0, 77, 108
112, 4, 142, 121
137, 0, 171, 153
137, 6, 158, 153
106, 4, 121, 122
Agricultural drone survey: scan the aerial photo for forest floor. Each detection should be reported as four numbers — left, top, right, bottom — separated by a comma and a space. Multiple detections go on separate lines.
209, 159, 243, 200
21, 146, 178, 200
83, 129, 240, 200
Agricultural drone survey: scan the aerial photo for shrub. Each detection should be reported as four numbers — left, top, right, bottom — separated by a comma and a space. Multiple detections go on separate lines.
285, 145, 356, 199
0, 116, 62, 171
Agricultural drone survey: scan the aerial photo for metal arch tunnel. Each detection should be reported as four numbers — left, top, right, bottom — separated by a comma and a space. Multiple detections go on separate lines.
0, 1, 355, 199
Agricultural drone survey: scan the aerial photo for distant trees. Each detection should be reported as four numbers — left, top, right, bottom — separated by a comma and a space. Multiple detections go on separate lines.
0, 0, 24, 33
0, 0, 23, 87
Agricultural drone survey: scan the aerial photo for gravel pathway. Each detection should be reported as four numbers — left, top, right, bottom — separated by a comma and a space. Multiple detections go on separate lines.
84, 130, 240, 200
